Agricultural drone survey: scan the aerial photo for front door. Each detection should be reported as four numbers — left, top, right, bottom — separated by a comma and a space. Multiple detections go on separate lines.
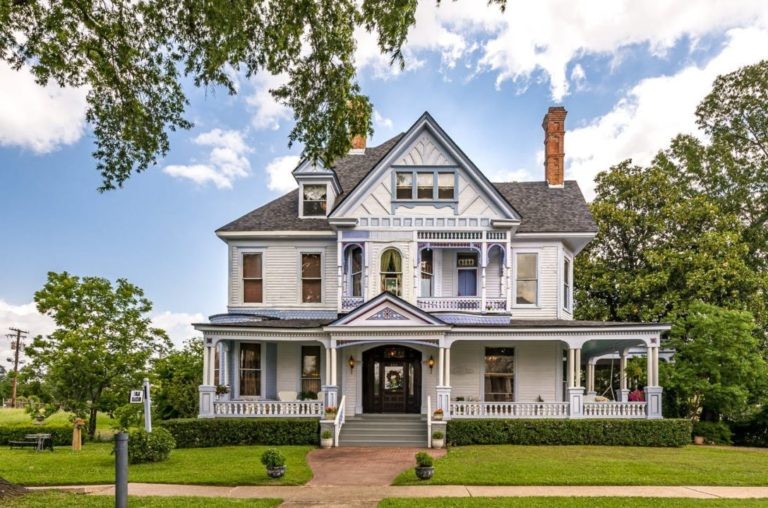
363, 346, 421, 413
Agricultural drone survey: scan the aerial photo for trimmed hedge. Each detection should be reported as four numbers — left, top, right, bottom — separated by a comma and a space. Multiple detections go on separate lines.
160, 418, 319, 448
0, 424, 78, 446
446, 419, 692, 447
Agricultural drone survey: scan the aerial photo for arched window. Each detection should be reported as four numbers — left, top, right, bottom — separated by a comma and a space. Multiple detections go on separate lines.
380, 249, 402, 296
346, 246, 363, 297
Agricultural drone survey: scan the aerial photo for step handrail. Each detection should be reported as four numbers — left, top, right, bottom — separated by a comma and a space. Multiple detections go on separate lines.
426, 395, 432, 448
333, 395, 346, 447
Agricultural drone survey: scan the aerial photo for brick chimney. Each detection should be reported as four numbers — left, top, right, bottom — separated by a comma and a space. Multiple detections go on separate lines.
350, 133, 366, 154
542, 106, 567, 187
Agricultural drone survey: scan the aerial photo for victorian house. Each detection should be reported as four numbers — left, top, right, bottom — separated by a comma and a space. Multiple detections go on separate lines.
195, 108, 668, 446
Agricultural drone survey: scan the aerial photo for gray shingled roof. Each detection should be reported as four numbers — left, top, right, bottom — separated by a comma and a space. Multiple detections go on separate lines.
218, 136, 596, 234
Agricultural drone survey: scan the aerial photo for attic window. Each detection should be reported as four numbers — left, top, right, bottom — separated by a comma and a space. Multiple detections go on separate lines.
394, 170, 455, 201
303, 184, 327, 216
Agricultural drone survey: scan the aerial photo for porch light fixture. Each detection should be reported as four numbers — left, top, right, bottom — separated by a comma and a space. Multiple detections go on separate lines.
348, 356, 356, 370
427, 355, 435, 371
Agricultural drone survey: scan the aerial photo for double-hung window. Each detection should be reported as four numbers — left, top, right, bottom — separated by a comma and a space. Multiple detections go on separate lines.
563, 256, 572, 311
516, 253, 538, 305
301, 253, 322, 303
420, 249, 434, 297
302, 184, 327, 216
300, 346, 321, 395
243, 253, 263, 303
484, 347, 514, 402
239, 343, 261, 397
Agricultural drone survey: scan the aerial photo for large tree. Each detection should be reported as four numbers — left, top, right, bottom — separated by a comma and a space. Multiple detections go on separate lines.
152, 338, 203, 420
27, 272, 170, 438
0, 0, 504, 191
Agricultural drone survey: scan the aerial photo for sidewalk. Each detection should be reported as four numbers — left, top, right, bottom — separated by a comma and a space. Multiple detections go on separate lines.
31, 483, 768, 504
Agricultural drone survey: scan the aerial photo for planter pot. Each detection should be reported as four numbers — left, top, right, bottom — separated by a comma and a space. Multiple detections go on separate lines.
266, 466, 286, 479
431, 438, 445, 449
693, 435, 705, 445
320, 437, 333, 449
415, 466, 434, 480
432, 414, 443, 421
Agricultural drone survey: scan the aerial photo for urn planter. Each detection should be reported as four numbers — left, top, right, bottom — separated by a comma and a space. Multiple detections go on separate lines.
693, 435, 705, 445
415, 466, 434, 480
320, 437, 333, 449
431, 438, 444, 449
266, 466, 286, 479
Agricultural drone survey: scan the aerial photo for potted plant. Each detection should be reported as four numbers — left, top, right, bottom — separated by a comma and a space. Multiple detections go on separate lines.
320, 430, 334, 449
431, 430, 445, 449
414, 451, 434, 480
432, 408, 444, 421
261, 448, 287, 478
215, 385, 230, 399
324, 406, 338, 419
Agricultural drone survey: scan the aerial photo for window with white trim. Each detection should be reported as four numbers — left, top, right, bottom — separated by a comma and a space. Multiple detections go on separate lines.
563, 256, 572, 311
346, 246, 363, 297
242, 253, 263, 303
484, 347, 514, 402
302, 184, 327, 216
301, 253, 322, 303
420, 249, 434, 297
300, 345, 321, 395
393, 170, 455, 201
516, 253, 538, 305
239, 343, 261, 397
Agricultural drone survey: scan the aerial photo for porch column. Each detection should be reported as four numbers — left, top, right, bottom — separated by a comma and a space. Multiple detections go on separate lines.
199, 341, 216, 417
220, 342, 230, 400
586, 359, 596, 396
567, 346, 584, 418
645, 344, 663, 419
207, 344, 217, 388
322, 345, 339, 408
618, 350, 630, 402
436, 346, 451, 419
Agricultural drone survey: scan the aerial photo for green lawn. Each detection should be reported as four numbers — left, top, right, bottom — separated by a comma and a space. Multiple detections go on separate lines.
0, 442, 313, 486
0, 409, 116, 440
380, 499, 768, 508
393, 445, 768, 486
2, 491, 281, 507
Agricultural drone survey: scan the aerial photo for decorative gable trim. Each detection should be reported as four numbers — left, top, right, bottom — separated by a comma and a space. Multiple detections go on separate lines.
328, 291, 447, 328
366, 308, 409, 321
329, 112, 522, 222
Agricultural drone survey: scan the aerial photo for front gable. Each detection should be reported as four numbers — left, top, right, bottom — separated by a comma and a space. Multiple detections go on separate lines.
329, 292, 446, 328
329, 113, 521, 224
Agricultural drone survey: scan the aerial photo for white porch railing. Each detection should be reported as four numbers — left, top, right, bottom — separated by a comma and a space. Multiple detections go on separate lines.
341, 297, 364, 312
450, 401, 570, 419
426, 396, 432, 448
583, 401, 647, 418
417, 297, 508, 312
213, 400, 324, 417
333, 396, 346, 447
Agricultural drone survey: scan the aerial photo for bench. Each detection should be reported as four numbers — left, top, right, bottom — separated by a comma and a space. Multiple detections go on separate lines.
8, 434, 54, 452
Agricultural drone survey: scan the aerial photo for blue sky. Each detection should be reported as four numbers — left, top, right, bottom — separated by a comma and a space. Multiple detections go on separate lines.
1, 1, 767, 347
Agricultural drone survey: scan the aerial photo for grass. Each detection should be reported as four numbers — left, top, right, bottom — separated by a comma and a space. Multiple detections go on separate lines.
2, 491, 281, 507
380, 499, 768, 508
393, 445, 768, 486
0, 409, 116, 440
0, 442, 313, 486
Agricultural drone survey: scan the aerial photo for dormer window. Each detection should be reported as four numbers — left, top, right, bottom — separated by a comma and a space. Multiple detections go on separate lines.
393, 170, 455, 201
302, 184, 327, 216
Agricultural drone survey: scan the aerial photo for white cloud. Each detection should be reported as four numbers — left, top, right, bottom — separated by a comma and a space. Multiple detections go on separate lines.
265, 155, 301, 193
163, 128, 251, 189
246, 73, 292, 130
0, 300, 56, 372
566, 27, 768, 199
0, 62, 88, 153
373, 110, 393, 130
485, 168, 535, 183
151, 311, 205, 348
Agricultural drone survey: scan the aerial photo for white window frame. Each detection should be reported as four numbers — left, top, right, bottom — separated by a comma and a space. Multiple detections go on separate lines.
298, 182, 329, 218
345, 245, 364, 298
236, 341, 265, 400
481, 344, 517, 403
420, 248, 434, 297
512, 249, 540, 307
563, 252, 573, 312
238, 248, 267, 306
298, 249, 325, 305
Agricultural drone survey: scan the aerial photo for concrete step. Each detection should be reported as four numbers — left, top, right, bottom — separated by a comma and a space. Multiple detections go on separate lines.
338, 413, 428, 447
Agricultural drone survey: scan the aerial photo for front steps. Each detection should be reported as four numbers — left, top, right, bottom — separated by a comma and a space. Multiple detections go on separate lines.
338, 414, 428, 447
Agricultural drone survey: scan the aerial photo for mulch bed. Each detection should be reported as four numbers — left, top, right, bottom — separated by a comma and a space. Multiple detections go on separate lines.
0, 476, 27, 501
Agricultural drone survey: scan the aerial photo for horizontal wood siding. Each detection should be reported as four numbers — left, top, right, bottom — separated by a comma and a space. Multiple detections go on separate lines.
486, 249, 503, 298
449, 342, 483, 400
515, 342, 560, 402
511, 244, 559, 319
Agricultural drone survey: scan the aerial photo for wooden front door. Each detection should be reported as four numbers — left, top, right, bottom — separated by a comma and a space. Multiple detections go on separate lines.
363, 346, 421, 414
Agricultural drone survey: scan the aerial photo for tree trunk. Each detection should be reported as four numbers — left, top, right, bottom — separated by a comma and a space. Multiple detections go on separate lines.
88, 407, 98, 440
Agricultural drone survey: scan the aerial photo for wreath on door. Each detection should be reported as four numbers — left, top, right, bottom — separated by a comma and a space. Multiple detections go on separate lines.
386, 369, 403, 390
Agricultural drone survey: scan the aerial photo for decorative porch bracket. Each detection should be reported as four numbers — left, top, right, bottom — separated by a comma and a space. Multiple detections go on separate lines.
645, 386, 663, 419
568, 387, 585, 418
322, 384, 339, 408
436, 386, 451, 419
198, 385, 216, 418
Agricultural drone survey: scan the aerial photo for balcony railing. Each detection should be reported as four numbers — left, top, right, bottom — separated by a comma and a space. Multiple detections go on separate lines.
583, 401, 647, 418
417, 297, 508, 312
213, 400, 324, 417
451, 401, 570, 419
341, 297, 364, 312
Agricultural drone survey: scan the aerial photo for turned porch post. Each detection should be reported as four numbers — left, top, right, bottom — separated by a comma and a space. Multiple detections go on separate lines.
322, 345, 339, 408
618, 350, 630, 402
436, 345, 451, 419
567, 345, 585, 418
198, 339, 216, 417
645, 340, 663, 419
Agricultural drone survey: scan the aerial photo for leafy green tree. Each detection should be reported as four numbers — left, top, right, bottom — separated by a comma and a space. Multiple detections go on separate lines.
0, 0, 505, 190
26, 272, 170, 439
152, 339, 203, 420
662, 302, 767, 422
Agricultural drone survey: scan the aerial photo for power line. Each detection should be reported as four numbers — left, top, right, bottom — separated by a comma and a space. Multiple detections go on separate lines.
6, 328, 28, 408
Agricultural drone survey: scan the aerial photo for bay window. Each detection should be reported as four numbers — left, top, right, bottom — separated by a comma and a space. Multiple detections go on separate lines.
516, 252, 538, 305
563, 256, 572, 310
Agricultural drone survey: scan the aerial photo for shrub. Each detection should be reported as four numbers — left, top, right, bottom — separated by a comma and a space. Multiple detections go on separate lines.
0, 424, 78, 446
126, 428, 176, 464
415, 451, 433, 467
261, 448, 286, 468
321, 430, 333, 439
693, 420, 732, 445
732, 408, 768, 448
160, 418, 319, 448
446, 419, 692, 447
432, 431, 444, 440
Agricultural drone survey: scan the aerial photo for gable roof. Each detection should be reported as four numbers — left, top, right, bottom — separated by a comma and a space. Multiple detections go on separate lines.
329, 291, 447, 327
217, 113, 597, 235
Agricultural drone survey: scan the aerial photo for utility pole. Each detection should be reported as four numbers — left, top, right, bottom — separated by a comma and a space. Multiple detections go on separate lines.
7, 328, 28, 408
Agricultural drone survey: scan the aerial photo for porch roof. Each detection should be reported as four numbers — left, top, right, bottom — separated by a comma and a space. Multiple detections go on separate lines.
451, 319, 670, 329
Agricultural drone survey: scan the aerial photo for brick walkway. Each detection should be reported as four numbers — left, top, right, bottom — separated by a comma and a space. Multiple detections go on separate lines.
306, 447, 446, 487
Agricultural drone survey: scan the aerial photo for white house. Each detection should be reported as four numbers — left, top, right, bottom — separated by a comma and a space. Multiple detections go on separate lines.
195, 108, 669, 445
